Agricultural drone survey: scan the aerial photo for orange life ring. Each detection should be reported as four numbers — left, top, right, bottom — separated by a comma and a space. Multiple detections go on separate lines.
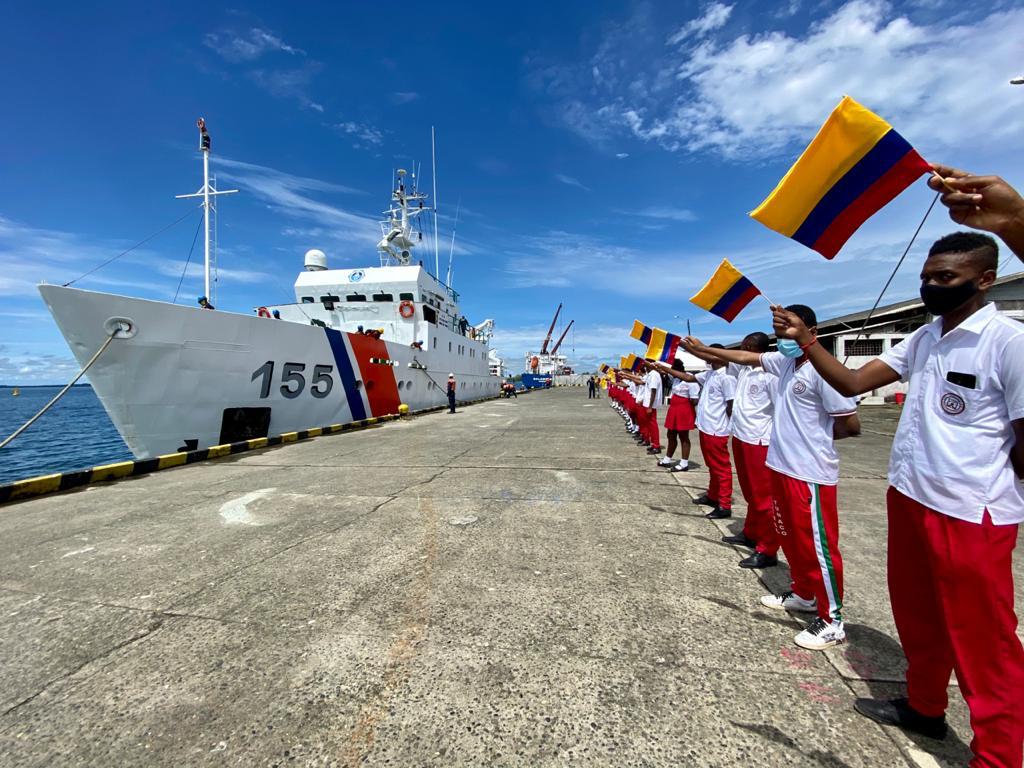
399, 300, 415, 319
530, 356, 539, 370
257, 306, 272, 318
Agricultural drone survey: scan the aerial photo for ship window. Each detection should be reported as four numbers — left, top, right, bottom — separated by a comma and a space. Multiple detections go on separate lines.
449, 342, 452, 352
423, 306, 437, 324
399, 292, 415, 301
301, 296, 314, 303
320, 294, 339, 309
346, 293, 367, 302
372, 293, 393, 302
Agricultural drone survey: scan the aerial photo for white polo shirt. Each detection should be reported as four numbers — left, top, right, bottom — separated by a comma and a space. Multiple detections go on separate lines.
761, 351, 858, 486
695, 368, 736, 437
632, 378, 646, 404
729, 364, 778, 446
670, 378, 700, 399
643, 369, 663, 408
879, 302, 1024, 525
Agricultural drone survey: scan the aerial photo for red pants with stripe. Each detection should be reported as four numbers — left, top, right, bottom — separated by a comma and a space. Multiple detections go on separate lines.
699, 432, 732, 510
642, 407, 660, 450
887, 488, 1024, 768
770, 470, 842, 623
732, 437, 778, 556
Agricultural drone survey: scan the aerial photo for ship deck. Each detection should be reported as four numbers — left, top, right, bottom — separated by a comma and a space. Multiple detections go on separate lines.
1, 389, 1020, 767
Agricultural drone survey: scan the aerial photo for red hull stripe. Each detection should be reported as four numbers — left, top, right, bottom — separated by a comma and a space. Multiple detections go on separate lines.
348, 333, 401, 417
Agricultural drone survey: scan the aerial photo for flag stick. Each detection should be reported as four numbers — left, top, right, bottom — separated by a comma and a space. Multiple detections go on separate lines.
686, 319, 692, 336
930, 172, 958, 194
840, 191, 941, 363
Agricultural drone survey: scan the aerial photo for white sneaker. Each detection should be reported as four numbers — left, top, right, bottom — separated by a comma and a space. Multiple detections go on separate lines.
794, 617, 846, 650
657, 457, 674, 467
760, 591, 817, 612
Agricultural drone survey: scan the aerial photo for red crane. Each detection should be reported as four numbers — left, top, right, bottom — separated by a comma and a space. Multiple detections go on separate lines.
550, 319, 574, 355
539, 303, 562, 355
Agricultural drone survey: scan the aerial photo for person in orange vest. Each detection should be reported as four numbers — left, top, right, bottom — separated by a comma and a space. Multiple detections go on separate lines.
447, 373, 457, 414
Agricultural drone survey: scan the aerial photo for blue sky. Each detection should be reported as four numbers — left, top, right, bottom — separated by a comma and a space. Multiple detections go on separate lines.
2, 0, 1024, 383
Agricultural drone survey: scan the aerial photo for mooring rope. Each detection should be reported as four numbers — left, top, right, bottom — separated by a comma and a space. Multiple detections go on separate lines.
0, 331, 119, 451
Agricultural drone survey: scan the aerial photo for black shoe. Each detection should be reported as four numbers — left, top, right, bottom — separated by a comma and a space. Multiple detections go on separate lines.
669, 462, 690, 472
705, 506, 732, 519
739, 552, 778, 569
692, 493, 716, 507
721, 533, 757, 547
853, 698, 947, 740
646, 447, 661, 454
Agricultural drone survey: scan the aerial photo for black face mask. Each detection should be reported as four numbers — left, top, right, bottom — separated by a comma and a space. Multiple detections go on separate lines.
920, 280, 978, 316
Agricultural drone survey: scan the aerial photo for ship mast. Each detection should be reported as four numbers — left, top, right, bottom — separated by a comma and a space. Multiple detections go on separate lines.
377, 167, 430, 266
176, 118, 238, 299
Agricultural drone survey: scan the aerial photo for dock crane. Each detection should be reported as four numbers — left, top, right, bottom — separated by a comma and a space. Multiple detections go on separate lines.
550, 320, 574, 356
539, 303, 562, 355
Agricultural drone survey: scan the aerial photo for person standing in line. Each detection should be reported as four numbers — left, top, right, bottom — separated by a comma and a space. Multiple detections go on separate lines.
642, 360, 664, 455
724, 334, 780, 568
447, 373, 457, 414
684, 308, 860, 651
650, 357, 700, 472
692, 345, 736, 519
772, 232, 1024, 766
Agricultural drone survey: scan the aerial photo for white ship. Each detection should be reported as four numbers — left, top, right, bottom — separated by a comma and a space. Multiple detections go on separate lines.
38, 120, 501, 459
522, 303, 574, 387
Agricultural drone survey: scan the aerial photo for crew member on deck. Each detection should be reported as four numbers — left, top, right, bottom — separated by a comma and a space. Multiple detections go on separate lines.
771, 233, 1024, 766
197, 296, 215, 310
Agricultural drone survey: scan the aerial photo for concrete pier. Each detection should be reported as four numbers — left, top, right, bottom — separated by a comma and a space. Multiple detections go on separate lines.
0, 389, 1020, 766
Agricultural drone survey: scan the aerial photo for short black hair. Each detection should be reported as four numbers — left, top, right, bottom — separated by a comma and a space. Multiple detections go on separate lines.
928, 231, 999, 272
709, 343, 725, 350
786, 304, 817, 328
671, 358, 686, 372
744, 331, 771, 353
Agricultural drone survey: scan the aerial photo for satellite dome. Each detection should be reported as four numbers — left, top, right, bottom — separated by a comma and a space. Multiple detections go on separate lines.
304, 249, 327, 271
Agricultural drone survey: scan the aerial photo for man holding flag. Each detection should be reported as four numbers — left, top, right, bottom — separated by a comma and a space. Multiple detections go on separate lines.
769, 232, 1024, 768
684, 310, 860, 652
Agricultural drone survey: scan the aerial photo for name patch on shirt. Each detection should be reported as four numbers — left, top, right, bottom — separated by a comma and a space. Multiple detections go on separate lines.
792, 381, 807, 395
940, 391, 966, 415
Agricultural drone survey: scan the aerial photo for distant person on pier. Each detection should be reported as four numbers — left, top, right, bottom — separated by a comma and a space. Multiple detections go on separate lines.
197, 296, 215, 310
770, 232, 1024, 766
587, 376, 597, 399
447, 373, 457, 414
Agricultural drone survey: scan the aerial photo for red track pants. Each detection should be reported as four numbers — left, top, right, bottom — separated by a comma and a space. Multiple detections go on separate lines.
643, 408, 660, 450
698, 431, 732, 510
732, 437, 777, 556
770, 470, 843, 623
887, 488, 1024, 768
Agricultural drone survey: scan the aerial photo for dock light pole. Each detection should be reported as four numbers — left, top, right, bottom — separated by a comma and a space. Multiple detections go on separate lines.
176, 118, 238, 300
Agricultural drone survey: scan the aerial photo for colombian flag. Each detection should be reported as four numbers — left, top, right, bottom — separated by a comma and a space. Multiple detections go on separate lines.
690, 259, 762, 322
644, 329, 682, 364
629, 320, 653, 345
750, 97, 931, 260
619, 355, 632, 370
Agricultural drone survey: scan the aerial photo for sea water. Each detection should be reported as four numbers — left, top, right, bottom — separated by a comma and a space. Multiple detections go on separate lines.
0, 385, 131, 485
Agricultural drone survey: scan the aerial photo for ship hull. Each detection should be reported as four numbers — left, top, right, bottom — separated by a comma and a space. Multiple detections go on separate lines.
38, 285, 500, 458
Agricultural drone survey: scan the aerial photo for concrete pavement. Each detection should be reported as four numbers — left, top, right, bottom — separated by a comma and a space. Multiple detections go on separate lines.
0, 388, 1020, 766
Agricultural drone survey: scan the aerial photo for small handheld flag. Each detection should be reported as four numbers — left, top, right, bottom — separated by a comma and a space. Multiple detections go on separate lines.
645, 328, 682, 363
750, 96, 931, 260
629, 320, 653, 345
690, 259, 762, 322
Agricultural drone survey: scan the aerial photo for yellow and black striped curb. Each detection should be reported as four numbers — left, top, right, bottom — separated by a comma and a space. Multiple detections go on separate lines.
0, 391, 544, 512
0, 391, 534, 506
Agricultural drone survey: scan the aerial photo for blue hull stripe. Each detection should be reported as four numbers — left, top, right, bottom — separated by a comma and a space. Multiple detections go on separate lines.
324, 329, 367, 421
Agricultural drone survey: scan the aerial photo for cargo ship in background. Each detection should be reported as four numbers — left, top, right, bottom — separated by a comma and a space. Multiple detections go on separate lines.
38, 120, 501, 459
521, 303, 574, 389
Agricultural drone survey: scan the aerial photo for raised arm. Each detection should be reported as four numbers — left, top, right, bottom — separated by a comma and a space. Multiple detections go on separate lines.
682, 337, 761, 367
928, 164, 1024, 263
649, 360, 698, 382
770, 306, 899, 396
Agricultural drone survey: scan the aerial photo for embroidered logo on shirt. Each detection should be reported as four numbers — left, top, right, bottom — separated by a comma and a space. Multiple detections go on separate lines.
792, 381, 807, 395
749, 384, 760, 395
940, 392, 966, 415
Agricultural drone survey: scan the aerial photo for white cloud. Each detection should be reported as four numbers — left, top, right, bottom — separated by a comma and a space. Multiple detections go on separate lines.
667, 3, 734, 44
555, 173, 591, 192
625, 206, 698, 223
334, 121, 384, 147
391, 91, 420, 105
615, 152, 629, 159
249, 63, 324, 112
204, 28, 305, 62
536, 1, 1024, 161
